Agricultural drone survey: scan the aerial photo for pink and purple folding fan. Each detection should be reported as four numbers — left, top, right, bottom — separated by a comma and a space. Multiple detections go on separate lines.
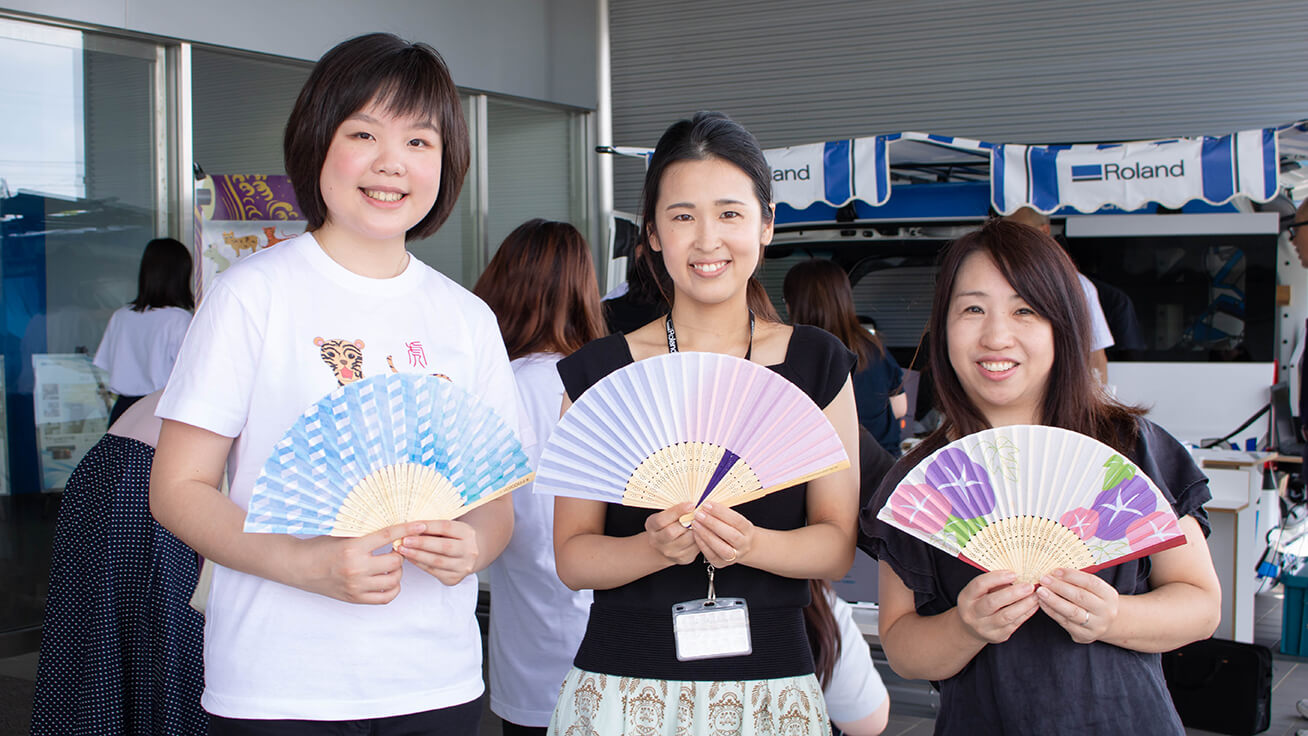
877, 425, 1187, 582
532, 352, 849, 517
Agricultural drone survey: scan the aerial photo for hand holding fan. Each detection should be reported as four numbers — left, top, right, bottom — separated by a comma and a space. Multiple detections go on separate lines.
532, 351, 849, 523
244, 373, 532, 537
878, 425, 1186, 582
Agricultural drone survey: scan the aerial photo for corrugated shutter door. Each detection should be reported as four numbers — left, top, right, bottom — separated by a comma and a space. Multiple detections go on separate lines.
610, 0, 1308, 212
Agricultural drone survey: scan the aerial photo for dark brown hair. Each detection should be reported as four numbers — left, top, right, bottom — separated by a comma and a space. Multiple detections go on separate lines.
635, 111, 780, 322
283, 33, 469, 241
474, 219, 606, 359
130, 238, 194, 312
783, 258, 884, 371
909, 219, 1143, 463
804, 579, 842, 689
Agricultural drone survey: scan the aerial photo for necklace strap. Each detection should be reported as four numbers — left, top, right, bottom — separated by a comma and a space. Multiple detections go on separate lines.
665, 310, 755, 360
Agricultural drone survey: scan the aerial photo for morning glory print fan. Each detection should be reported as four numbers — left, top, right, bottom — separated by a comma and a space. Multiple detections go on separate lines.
245, 373, 532, 537
878, 425, 1186, 582
533, 351, 849, 517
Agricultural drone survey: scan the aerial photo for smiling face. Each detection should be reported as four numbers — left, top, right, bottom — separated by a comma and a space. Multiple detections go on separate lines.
317, 101, 443, 249
946, 251, 1055, 427
647, 157, 773, 309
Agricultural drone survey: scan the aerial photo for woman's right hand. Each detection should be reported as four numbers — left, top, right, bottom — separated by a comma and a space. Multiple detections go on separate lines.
294, 522, 426, 604
644, 503, 700, 566
956, 570, 1039, 644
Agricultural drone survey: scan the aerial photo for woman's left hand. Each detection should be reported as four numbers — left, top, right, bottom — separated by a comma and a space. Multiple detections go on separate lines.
397, 519, 479, 586
690, 502, 754, 568
1036, 568, 1119, 643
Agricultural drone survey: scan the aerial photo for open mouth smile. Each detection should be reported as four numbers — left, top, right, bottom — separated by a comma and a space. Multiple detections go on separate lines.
690, 261, 728, 275
362, 188, 405, 203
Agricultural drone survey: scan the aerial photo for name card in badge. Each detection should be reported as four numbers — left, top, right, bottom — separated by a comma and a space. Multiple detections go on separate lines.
672, 597, 752, 661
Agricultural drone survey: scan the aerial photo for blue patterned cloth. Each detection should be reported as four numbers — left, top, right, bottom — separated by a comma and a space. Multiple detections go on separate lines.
30, 434, 205, 736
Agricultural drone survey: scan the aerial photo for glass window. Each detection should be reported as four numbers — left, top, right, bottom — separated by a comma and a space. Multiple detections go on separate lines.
192, 48, 311, 176
0, 18, 169, 639
485, 97, 585, 256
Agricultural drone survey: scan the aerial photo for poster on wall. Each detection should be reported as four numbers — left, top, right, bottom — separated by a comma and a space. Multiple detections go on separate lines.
195, 174, 306, 294
31, 353, 110, 491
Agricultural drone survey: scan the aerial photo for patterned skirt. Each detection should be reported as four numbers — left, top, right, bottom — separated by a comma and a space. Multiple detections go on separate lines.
547, 667, 831, 736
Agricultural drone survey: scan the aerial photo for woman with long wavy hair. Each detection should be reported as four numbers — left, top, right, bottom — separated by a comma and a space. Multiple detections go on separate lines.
784, 258, 907, 456
474, 218, 606, 736
861, 220, 1220, 735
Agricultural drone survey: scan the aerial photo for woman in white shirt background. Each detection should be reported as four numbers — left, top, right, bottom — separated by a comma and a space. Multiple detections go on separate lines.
94, 237, 194, 424
472, 218, 608, 736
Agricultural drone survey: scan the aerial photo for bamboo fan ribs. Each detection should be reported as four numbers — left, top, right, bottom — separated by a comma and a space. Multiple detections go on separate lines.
532, 352, 850, 519
244, 373, 532, 537
878, 425, 1186, 582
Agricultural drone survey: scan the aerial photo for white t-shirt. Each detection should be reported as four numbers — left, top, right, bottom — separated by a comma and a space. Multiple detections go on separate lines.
1077, 273, 1114, 352
488, 353, 593, 727
823, 592, 889, 726
93, 305, 192, 396
156, 232, 519, 720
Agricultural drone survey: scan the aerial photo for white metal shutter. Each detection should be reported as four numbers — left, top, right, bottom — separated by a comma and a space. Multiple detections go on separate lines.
610, 0, 1308, 212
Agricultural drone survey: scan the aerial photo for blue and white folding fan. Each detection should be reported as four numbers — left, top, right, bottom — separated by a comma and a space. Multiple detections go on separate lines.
245, 373, 532, 537
532, 352, 849, 518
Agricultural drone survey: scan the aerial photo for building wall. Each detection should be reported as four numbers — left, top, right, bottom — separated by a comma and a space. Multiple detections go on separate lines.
4, 0, 598, 109
609, 0, 1308, 210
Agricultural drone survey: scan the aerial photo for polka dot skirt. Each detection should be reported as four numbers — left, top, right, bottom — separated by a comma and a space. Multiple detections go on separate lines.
30, 434, 205, 735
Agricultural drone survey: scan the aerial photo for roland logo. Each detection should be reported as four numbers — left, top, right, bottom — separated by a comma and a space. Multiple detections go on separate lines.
1103, 160, 1184, 180
772, 164, 811, 182
1074, 160, 1185, 183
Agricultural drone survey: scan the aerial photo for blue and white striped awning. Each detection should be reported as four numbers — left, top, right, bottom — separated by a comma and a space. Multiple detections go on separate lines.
610, 121, 1308, 217
990, 129, 1280, 215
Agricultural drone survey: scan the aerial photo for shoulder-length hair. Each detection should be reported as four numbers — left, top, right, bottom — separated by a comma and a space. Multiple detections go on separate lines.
474, 219, 606, 359
634, 111, 780, 321
783, 258, 884, 371
129, 237, 194, 312
284, 33, 470, 241
913, 219, 1142, 459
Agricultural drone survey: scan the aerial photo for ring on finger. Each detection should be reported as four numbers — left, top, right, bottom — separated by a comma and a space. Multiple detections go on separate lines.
1081, 609, 1091, 626
723, 546, 738, 563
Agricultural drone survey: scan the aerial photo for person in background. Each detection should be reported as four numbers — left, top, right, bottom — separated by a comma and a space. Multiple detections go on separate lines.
784, 258, 907, 456
603, 238, 669, 333
862, 220, 1220, 735
31, 391, 205, 736
150, 33, 515, 735
94, 238, 194, 424
807, 579, 890, 736
473, 219, 607, 736
807, 425, 896, 736
1002, 208, 1115, 382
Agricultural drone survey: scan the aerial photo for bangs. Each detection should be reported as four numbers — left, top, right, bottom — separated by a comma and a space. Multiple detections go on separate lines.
366, 56, 451, 131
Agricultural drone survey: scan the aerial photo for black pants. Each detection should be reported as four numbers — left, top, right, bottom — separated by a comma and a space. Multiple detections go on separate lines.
500, 720, 547, 736
208, 697, 482, 736
108, 394, 144, 426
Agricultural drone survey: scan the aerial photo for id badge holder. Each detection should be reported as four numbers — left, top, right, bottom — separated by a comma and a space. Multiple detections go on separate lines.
672, 563, 752, 661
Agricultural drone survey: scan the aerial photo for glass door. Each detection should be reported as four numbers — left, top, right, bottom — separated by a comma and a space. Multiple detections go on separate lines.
0, 17, 170, 651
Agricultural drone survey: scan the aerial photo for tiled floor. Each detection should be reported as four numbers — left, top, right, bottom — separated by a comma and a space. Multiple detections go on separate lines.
3, 590, 1308, 735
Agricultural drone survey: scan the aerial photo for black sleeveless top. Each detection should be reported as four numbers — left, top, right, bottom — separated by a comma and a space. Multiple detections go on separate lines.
557, 325, 856, 680
861, 418, 1211, 735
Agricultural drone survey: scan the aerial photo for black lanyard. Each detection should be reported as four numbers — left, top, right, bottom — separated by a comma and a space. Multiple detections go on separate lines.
665, 310, 755, 360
